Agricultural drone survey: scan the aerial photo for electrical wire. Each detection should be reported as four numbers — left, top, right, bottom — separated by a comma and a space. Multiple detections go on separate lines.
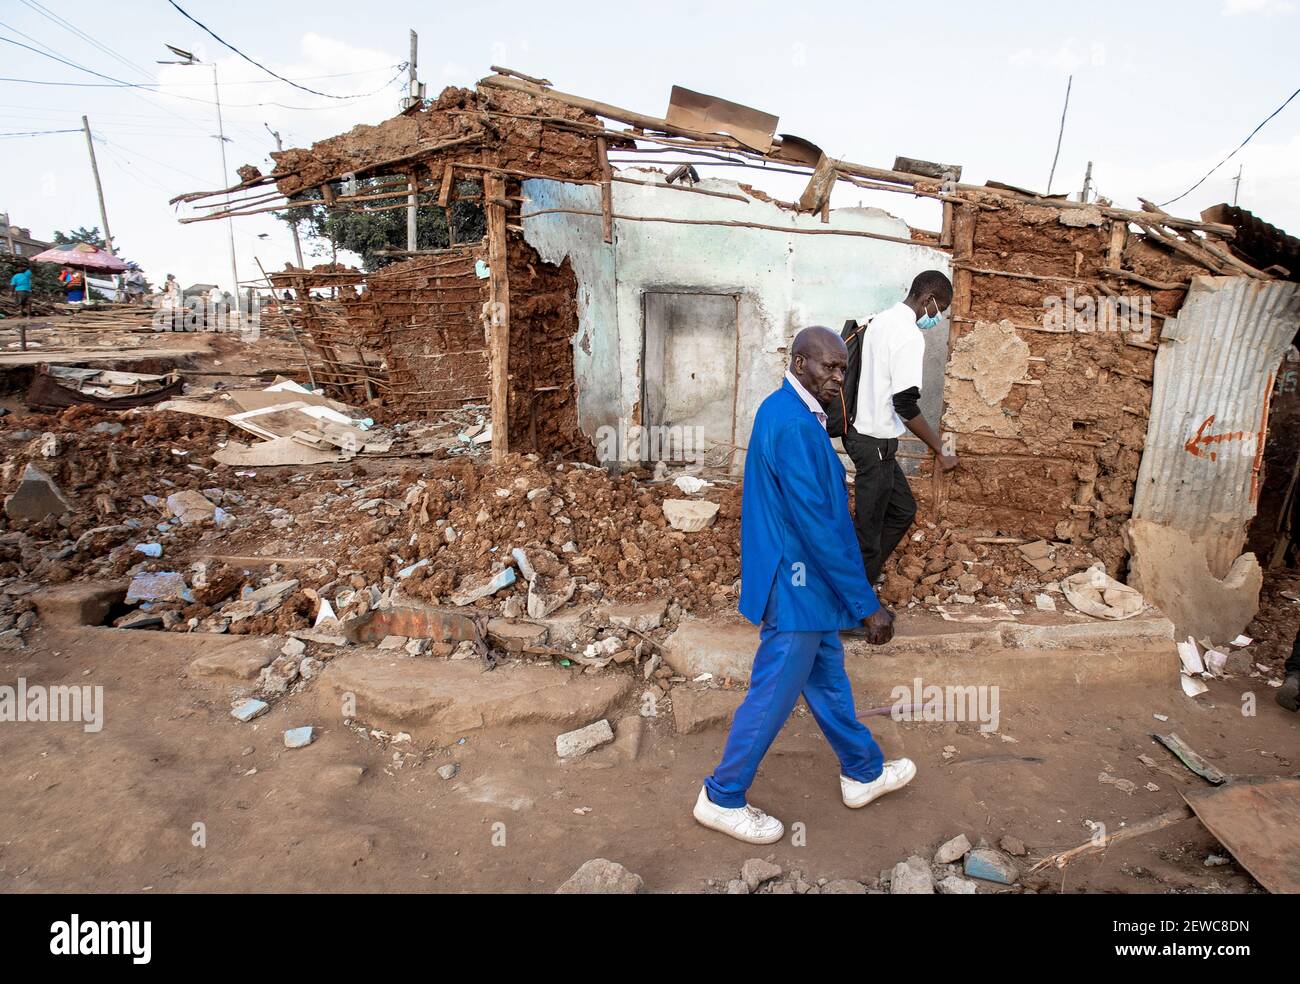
0, 127, 79, 137
165, 1, 405, 100
1160, 85, 1300, 208
0, 36, 406, 111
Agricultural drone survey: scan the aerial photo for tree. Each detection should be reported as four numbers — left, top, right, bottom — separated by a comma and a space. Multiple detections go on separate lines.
51, 226, 119, 255
275, 177, 486, 272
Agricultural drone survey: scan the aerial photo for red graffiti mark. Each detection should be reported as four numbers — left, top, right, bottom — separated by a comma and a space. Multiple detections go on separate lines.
1184, 414, 1248, 461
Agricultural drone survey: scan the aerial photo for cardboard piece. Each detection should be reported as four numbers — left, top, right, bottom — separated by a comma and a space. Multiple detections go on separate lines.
213, 438, 344, 467
665, 85, 778, 153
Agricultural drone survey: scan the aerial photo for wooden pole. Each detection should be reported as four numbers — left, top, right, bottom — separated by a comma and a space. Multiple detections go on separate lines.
485, 172, 511, 463
405, 30, 419, 252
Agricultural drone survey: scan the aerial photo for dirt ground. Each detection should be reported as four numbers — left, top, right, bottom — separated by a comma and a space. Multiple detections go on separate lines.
1, 621, 1294, 894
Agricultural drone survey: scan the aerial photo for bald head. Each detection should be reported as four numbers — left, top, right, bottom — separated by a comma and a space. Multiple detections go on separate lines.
790, 325, 848, 407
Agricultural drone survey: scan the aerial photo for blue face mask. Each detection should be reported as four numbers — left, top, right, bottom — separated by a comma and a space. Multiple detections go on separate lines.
916, 298, 944, 331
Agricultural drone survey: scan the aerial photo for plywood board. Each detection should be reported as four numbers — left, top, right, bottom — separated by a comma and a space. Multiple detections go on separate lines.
1183, 777, 1300, 893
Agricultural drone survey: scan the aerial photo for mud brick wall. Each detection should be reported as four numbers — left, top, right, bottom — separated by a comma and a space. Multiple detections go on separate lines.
505, 234, 590, 461
938, 200, 1190, 574
360, 249, 490, 416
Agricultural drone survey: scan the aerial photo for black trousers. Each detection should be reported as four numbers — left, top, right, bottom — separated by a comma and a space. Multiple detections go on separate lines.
843, 431, 917, 584
1288, 630, 1300, 677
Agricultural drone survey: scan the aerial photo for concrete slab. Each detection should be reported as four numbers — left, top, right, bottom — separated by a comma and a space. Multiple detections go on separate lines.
326, 654, 634, 744
672, 687, 745, 734
31, 581, 127, 627
188, 636, 281, 681
662, 610, 1179, 691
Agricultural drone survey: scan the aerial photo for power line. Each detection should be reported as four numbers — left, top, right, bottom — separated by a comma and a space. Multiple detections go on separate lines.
20, 0, 156, 82
0, 127, 80, 137
0, 36, 406, 111
1160, 85, 1300, 208
165, 1, 406, 99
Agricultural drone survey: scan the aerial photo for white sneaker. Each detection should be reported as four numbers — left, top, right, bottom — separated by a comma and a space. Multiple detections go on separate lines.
692, 786, 784, 844
841, 758, 917, 808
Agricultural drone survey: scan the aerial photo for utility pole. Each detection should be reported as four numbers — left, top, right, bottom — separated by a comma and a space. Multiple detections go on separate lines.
403, 29, 421, 252
1046, 74, 1072, 196
266, 125, 305, 268
81, 116, 113, 252
1079, 160, 1093, 203
159, 45, 238, 301
1232, 165, 1243, 206
210, 64, 239, 304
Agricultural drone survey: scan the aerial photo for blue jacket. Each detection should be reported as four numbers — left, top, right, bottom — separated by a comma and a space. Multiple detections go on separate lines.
739, 380, 881, 631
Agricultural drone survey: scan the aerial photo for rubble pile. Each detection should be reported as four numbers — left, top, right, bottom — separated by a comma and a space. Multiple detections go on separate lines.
709, 834, 1045, 894
876, 520, 1103, 609
0, 401, 742, 649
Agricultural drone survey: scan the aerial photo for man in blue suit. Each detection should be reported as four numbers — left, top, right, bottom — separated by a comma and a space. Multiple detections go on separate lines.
693, 326, 917, 845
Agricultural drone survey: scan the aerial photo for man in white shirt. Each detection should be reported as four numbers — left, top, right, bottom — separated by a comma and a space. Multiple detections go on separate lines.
844, 270, 959, 586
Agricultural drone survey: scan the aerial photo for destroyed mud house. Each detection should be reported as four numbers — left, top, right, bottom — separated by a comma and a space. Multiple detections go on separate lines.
166, 67, 1300, 644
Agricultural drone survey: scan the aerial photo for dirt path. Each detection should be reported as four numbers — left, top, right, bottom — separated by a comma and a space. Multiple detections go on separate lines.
0, 625, 1295, 894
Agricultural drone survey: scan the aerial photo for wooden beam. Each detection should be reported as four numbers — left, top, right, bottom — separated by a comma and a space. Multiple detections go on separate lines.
485, 172, 511, 464
597, 136, 613, 244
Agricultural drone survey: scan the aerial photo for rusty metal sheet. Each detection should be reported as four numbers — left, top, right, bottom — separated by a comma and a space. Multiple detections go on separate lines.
1132, 275, 1300, 571
665, 86, 777, 153
1183, 776, 1300, 893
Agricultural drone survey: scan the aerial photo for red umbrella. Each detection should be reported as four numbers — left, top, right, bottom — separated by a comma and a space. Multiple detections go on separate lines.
30, 241, 128, 272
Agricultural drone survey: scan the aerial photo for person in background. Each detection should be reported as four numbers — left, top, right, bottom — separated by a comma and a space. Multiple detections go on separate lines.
692, 326, 914, 846
8, 261, 33, 317
844, 270, 960, 588
58, 267, 84, 303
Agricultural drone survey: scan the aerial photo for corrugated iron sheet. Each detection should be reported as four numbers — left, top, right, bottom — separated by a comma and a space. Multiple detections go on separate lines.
1133, 275, 1300, 573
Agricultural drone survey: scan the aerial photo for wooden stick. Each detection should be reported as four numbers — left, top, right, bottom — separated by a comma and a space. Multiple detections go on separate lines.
488, 65, 552, 86
597, 136, 613, 244
485, 171, 511, 465
516, 207, 920, 246
1029, 805, 1196, 872
611, 175, 749, 202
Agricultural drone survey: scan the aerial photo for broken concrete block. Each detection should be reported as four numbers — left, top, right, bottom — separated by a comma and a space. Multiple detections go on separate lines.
231, 698, 269, 722
4, 463, 73, 521
964, 847, 1019, 885
934, 833, 972, 864
662, 498, 720, 532
283, 726, 315, 748
189, 642, 277, 681
890, 856, 935, 894
449, 567, 516, 606
741, 858, 782, 892
258, 655, 300, 695
527, 572, 575, 619
1034, 593, 1056, 612
165, 490, 219, 525
377, 634, 408, 650
437, 763, 459, 780
937, 875, 979, 894
1000, 835, 1028, 857
486, 618, 548, 653
604, 598, 668, 633
1019, 539, 1053, 560
555, 719, 615, 759
281, 637, 306, 658
821, 879, 868, 894
1124, 518, 1262, 643
663, 618, 758, 682
555, 858, 643, 894
672, 687, 744, 735
31, 581, 126, 628
125, 571, 192, 605
219, 579, 300, 623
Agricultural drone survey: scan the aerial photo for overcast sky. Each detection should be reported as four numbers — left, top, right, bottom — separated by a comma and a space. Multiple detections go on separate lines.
1, 0, 1296, 289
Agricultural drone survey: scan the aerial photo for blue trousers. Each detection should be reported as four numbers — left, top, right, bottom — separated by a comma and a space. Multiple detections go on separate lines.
704, 596, 884, 808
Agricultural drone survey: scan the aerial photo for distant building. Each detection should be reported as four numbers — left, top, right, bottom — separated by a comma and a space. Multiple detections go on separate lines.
0, 213, 52, 259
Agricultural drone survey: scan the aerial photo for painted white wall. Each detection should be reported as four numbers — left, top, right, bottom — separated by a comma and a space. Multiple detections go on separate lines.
522, 169, 950, 466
